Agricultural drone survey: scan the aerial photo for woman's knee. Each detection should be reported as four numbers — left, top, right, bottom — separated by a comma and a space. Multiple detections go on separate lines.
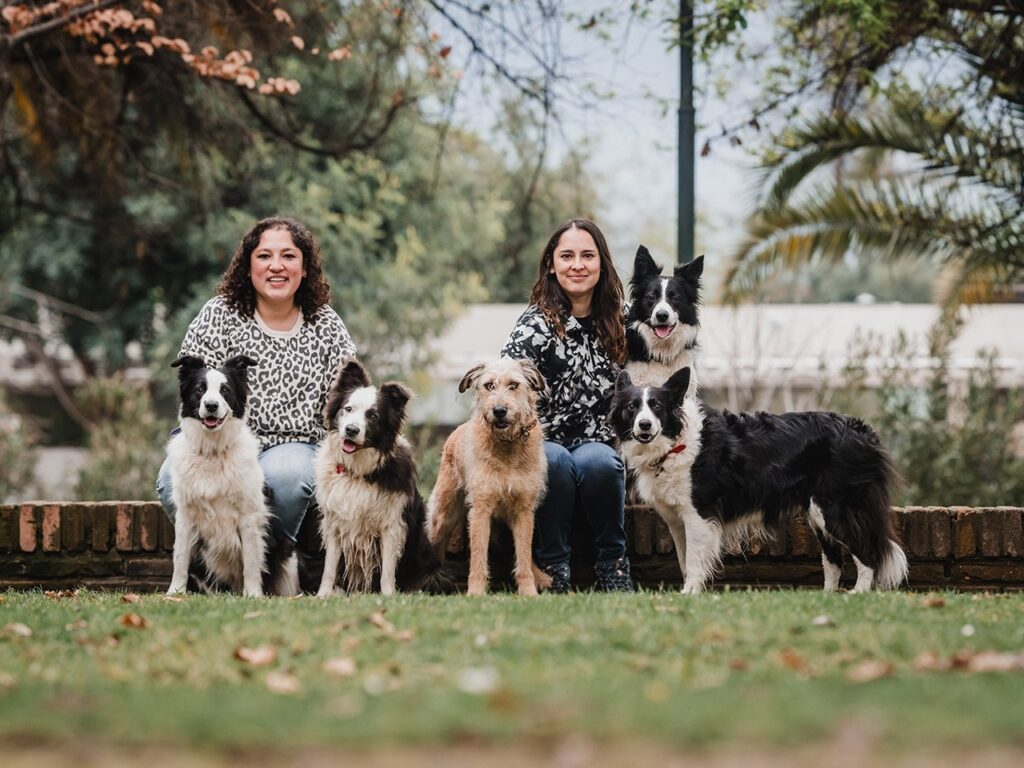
572, 443, 624, 487
155, 458, 175, 521
544, 442, 576, 484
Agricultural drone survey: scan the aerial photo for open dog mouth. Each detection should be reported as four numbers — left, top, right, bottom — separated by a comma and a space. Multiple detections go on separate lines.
341, 439, 362, 453
201, 416, 225, 430
652, 323, 676, 339
634, 432, 655, 444
491, 419, 511, 430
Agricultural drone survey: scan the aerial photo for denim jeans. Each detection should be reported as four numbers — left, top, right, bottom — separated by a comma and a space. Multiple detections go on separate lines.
156, 441, 317, 545
533, 440, 626, 567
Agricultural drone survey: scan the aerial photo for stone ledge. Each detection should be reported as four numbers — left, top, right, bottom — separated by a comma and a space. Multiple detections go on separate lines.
2, 502, 1022, 591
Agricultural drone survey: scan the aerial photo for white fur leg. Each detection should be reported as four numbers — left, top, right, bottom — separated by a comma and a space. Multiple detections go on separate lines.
822, 553, 841, 592
239, 516, 266, 598
379, 526, 405, 596
661, 512, 688, 586
168, 513, 194, 595
681, 514, 722, 595
851, 555, 874, 593
318, 539, 342, 598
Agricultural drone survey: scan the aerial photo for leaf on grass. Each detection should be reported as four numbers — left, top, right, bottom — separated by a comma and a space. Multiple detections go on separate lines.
913, 651, 952, 672
811, 614, 835, 627
119, 613, 149, 629
265, 671, 301, 695
121, 593, 142, 604
961, 624, 976, 637
4, 622, 32, 638
322, 656, 357, 677
921, 596, 945, 608
161, 596, 184, 603
368, 611, 395, 633
393, 629, 415, 642
777, 648, 809, 672
244, 611, 264, 620
234, 645, 277, 666
964, 651, 1024, 673
846, 660, 894, 683
729, 658, 749, 671
64, 620, 88, 632
0, 672, 16, 689
456, 666, 500, 696
44, 589, 79, 600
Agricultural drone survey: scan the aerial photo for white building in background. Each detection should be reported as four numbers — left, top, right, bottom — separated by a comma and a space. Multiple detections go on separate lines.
410, 303, 1024, 425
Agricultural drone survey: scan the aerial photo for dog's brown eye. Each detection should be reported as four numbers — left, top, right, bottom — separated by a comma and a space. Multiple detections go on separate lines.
484, 382, 495, 391
367, 412, 377, 421
508, 382, 518, 390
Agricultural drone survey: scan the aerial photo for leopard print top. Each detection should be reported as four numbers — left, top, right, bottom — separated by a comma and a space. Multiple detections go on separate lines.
501, 305, 622, 446
179, 296, 356, 449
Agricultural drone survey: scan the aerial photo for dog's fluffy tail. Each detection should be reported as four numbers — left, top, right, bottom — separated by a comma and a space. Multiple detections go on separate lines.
876, 540, 909, 590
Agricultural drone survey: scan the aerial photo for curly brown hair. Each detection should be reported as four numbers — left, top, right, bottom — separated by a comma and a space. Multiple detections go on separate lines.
217, 216, 331, 322
528, 218, 626, 365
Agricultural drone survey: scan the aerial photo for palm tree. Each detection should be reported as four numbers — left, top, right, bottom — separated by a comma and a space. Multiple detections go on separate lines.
723, 14, 1024, 306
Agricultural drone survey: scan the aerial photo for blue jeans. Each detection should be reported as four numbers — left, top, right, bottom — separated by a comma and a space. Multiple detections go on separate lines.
534, 440, 626, 566
156, 441, 317, 544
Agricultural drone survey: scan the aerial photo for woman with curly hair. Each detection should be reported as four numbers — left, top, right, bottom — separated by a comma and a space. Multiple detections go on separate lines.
156, 216, 356, 549
501, 218, 633, 593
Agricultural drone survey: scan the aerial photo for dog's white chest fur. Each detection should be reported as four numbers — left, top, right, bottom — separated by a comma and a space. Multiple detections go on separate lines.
627, 322, 700, 391
622, 398, 704, 513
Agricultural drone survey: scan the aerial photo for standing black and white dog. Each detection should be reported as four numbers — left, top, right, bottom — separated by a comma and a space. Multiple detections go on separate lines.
314, 359, 450, 596
625, 245, 703, 393
166, 355, 298, 597
609, 366, 908, 593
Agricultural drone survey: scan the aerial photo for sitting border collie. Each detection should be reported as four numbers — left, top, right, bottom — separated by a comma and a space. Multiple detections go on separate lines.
314, 359, 450, 596
625, 245, 703, 393
166, 355, 298, 597
609, 366, 908, 593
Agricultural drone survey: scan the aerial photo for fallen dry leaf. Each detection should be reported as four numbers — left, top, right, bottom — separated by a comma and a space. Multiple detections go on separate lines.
0, 672, 16, 689
119, 613, 149, 629
243, 611, 264, 620
322, 656, 357, 677
921, 596, 945, 608
393, 629, 415, 642
456, 666, 500, 695
64, 620, 88, 632
913, 651, 952, 672
778, 648, 809, 672
728, 658, 749, 671
961, 623, 976, 637
161, 595, 184, 603
811, 614, 835, 627
368, 611, 396, 634
121, 593, 142, 604
965, 651, 1024, 673
846, 660, 894, 683
4, 622, 32, 638
44, 589, 79, 600
265, 671, 301, 695
233, 645, 277, 666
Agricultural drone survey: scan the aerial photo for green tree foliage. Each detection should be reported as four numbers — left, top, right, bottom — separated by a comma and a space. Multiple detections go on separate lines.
820, 318, 1024, 507
0, 386, 36, 501
74, 376, 170, 500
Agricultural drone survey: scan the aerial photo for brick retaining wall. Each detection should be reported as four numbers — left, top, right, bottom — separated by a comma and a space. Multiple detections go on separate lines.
1, 502, 1022, 591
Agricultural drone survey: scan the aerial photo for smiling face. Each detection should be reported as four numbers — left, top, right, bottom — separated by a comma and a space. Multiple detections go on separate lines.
549, 226, 601, 313
609, 368, 691, 444
173, 355, 255, 431
323, 359, 411, 456
459, 358, 545, 434
629, 248, 703, 341
249, 227, 305, 313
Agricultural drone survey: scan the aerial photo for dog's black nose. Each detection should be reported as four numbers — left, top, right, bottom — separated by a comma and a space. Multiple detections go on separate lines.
638, 419, 652, 431
203, 401, 218, 413
492, 405, 507, 420
655, 310, 669, 323
344, 424, 360, 437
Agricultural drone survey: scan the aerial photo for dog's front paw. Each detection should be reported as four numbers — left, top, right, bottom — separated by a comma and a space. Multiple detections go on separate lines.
517, 583, 538, 597
243, 587, 264, 598
680, 582, 705, 595
466, 582, 487, 597
167, 582, 187, 595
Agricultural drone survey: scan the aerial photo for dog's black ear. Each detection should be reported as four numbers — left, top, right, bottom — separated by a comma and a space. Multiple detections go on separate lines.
663, 366, 691, 403
222, 355, 258, 372
633, 245, 661, 281
674, 255, 704, 284
458, 362, 486, 393
171, 355, 206, 371
334, 358, 371, 393
380, 381, 413, 413
614, 369, 633, 394
517, 359, 547, 395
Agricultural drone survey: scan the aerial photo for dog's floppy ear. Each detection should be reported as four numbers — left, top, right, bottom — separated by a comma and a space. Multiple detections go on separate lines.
380, 381, 413, 413
171, 355, 206, 371
517, 359, 547, 395
663, 366, 691, 403
633, 245, 661, 281
334, 357, 371, 393
674, 254, 704, 284
458, 362, 486, 393
222, 355, 258, 374
615, 369, 634, 394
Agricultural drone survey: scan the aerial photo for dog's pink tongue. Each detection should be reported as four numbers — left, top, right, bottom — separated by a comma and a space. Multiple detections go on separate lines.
342, 439, 359, 454
202, 417, 220, 428
654, 325, 673, 339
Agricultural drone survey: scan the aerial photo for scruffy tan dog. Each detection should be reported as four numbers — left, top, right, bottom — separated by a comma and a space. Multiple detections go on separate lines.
428, 358, 551, 596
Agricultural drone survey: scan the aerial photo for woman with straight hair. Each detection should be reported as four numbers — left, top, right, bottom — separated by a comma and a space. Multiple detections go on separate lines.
501, 218, 633, 592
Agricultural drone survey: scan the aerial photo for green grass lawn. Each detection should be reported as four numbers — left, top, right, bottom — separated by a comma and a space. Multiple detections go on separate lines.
2, 589, 1023, 757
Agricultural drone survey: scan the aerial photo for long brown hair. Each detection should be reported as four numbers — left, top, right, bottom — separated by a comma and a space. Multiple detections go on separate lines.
528, 218, 626, 364
217, 216, 331, 322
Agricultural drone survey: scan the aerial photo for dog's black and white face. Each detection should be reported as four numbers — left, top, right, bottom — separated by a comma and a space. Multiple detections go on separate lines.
324, 359, 411, 456
629, 246, 703, 342
609, 367, 691, 444
172, 355, 257, 431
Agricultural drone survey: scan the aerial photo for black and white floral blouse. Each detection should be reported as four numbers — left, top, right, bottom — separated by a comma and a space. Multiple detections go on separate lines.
179, 296, 356, 450
501, 305, 622, 446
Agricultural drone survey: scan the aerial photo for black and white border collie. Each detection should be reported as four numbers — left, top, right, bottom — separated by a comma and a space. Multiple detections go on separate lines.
166, 355, 298, 597
314, 359, 450, 596
625, 245, 703, 393
609, 367, 908, 593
